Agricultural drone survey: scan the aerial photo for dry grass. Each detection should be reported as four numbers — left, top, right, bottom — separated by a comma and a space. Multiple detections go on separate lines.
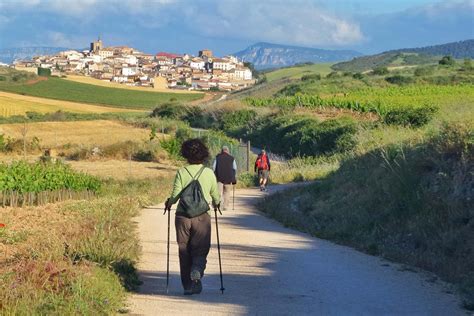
64, 75, 200, 94
0, 91, 141, 116
67, 159, 177, 180
0, 120, 157, 148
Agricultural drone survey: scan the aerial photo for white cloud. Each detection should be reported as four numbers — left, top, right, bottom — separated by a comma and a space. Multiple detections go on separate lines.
184, 0, 364, 47
0, 0, 364, 47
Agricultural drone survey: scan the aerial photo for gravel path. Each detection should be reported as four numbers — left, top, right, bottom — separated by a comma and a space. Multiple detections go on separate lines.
127, 186, 465, 316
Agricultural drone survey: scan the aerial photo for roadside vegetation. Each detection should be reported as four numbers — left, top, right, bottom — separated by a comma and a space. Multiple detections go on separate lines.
0, 176, 173, 314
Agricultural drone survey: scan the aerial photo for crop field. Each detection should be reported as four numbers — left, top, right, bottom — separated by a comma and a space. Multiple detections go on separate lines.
0, 120, 153, 148
0, 161, 100, 207
67, 159, 176, 180
265, 63, 333, 82
0, 77, 204, 110
0, 91, 141, 117
64, 75, 199, 94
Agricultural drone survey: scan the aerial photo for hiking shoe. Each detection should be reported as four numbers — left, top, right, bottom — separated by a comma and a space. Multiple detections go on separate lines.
190, 270, 202, 294
184, 288, 193, 295
191, 279, 202, 294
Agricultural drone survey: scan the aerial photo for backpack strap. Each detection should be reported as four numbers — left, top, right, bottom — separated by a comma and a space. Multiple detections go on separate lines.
183, 165, 207, 180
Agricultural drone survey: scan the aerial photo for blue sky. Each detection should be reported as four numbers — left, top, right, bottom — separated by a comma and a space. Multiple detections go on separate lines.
0, 0, 472, 55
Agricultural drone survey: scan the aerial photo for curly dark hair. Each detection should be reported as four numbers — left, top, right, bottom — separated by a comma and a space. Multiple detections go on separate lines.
181, 138, 210, 164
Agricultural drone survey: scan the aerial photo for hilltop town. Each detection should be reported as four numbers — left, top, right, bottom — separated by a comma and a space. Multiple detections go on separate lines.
13, 38, 255, 92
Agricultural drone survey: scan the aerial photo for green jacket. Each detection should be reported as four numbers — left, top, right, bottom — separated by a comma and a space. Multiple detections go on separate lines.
168, 164, 221, 213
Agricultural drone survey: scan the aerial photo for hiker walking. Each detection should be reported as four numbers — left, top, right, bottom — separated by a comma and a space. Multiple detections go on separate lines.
165, 138, 220, 295
212, 146, 237, 211
255, 149, 271, 191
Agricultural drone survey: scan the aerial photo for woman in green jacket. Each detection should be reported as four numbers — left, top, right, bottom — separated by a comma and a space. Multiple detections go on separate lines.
165, 138, 220, 295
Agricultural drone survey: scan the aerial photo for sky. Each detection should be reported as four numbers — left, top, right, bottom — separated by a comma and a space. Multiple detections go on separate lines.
0, 0, 472, 55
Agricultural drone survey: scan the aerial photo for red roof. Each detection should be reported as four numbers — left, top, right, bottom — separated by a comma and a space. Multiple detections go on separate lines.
156, 52, 181, 59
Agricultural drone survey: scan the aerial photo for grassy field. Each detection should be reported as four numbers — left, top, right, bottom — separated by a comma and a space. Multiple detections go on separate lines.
0, 120, 153, 148
0, 77, 204, 110
64, 75, 199, 94
0, 91, 142, 116
264, 63, 333, 82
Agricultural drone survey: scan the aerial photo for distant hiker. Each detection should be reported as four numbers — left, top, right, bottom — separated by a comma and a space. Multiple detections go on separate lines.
212, 146, 237, 211
255, 149, 271, 191
165, 138, 220, 295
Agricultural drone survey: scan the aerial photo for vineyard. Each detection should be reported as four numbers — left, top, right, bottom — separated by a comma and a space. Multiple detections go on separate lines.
244, 84, 474, 126
0, 161, 101, 207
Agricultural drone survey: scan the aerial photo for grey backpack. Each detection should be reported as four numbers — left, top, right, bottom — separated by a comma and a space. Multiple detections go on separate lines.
178, 166, 210, 218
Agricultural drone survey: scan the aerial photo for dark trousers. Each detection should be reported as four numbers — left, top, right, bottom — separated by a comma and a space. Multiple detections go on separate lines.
175, 212, 211, 290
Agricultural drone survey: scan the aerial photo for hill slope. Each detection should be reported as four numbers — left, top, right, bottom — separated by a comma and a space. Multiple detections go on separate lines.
333, 39, 474, 72
389, 39, 474, 59
234, 42, 362, 69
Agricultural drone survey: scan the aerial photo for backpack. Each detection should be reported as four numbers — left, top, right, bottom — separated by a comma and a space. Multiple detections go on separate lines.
178, 166, 210, 218
256, 154, 269, 170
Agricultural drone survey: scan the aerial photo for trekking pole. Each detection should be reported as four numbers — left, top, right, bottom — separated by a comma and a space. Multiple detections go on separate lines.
163, 203, 171, 294
214, 205, 225, 294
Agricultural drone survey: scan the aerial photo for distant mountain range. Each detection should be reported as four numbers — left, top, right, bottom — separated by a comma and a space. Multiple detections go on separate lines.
0, 47, 71, 64
234, 42, 362, 69
332, 39, 474, 73
388, 39, 474, 59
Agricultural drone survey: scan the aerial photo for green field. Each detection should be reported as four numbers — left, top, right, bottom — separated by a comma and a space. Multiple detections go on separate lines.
264, 63, 333, 82
0, 77, 204, 110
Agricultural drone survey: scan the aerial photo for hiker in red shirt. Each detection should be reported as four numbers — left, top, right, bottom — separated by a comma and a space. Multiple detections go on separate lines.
254, 149, 271, 191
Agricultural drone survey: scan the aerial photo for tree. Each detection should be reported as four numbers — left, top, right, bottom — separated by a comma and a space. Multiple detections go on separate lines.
439, 55, 455, 66
372, 67, 389, 75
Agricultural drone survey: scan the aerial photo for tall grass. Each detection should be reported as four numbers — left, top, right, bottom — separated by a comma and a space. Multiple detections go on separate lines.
0, 176, 173, 313
259, 122, 474, 309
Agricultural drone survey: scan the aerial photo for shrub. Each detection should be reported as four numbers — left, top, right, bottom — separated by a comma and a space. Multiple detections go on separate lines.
385, 75, 414, 85
301, 73, 321, 81
150, 103, 188, 119
352, 73, 364, 80
221, 109, 257, 133
414, 66, 434, 77
326, 71, 341, 78
372, 67, 389, 75
439, 55, 455, 66
277, 84, 303, 96
383, 105, 438, 127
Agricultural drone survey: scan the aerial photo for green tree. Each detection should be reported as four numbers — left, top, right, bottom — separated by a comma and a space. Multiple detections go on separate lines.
439, 55, 455, 66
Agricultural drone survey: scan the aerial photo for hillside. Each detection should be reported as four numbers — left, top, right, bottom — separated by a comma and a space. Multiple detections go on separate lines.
234, 42, 362, 69
0, 68, 203, 110
333, 39, 474, 72
0, 47, 71, 64
390, 39, 474, 59
332, 52, 438, 73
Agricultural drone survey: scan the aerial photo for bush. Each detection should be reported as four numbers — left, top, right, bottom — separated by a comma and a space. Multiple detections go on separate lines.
439, 55, 455, 66
150, 103, 188, 119
221, 109, 257, 133
246, 115, 357, 157
372, 67, 389, 75
352, 73, 364, 80
301, 73, 321, 81
414, 66, 434, 77
385, 75, 414, 85
277, 84, 303, 96
383, 105, 438, 127
326, 71, 341, 78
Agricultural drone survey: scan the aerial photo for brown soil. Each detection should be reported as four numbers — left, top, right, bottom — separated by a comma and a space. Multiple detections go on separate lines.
25, 76, 48, 85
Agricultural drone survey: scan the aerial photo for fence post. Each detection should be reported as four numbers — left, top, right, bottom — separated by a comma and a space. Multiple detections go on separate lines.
247, 141, 251, 173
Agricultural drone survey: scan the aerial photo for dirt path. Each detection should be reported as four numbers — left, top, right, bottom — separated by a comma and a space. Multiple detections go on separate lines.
127, 185, 464, 315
